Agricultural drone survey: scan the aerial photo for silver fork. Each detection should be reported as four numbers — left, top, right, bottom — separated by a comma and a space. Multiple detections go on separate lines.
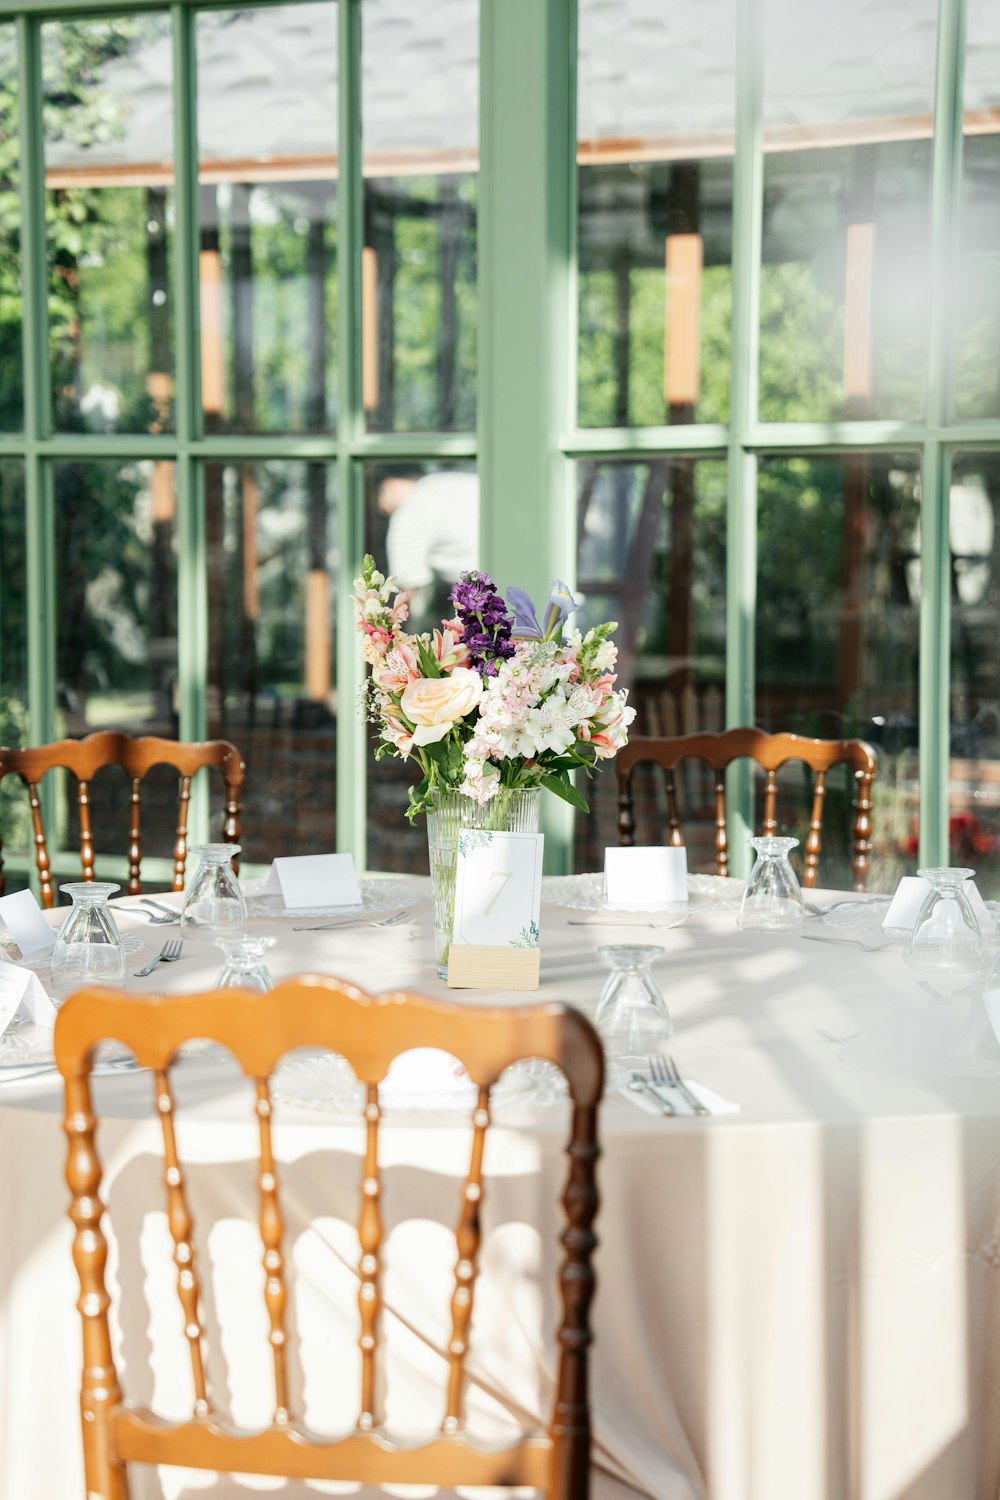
651, 1054, 710, 1116
140, 897, 180, 917
134, 938, 183, 977
293, 909, 410, 933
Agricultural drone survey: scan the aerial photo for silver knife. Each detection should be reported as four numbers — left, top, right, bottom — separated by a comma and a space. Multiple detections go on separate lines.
628, 1074, 676, 1114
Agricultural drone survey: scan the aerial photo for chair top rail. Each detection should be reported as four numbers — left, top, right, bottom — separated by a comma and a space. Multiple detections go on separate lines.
617, 727, 877, 779
0, 730, 245, 784
54, 976, 604, 1106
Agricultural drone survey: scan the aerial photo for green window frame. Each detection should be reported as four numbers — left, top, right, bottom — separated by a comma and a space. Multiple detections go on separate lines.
0, 0, 995, 883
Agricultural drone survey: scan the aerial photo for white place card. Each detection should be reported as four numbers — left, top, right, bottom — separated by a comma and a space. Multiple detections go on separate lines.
0, 962, 58, 1036
604, 846, 688, 910
883, 874, 991, 932
448, 830, 544, 990
0, 889, 55, 959
265, 854, 362, 910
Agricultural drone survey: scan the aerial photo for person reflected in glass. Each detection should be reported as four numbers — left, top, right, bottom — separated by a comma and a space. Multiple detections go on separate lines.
377, 469, 479, 634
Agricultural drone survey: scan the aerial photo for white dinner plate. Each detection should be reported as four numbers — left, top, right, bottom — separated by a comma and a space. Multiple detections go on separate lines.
823, 897, 1000, 946
240, 876, 417, 921
0, 1021, 135, 1075
541, 871, 743, 917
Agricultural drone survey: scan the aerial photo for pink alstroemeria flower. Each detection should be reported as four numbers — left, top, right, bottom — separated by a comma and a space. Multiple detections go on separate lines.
432, 624, 470, 672
374, 640, 421, 693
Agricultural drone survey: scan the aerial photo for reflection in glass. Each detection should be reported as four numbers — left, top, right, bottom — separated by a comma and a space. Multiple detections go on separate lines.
205, 460, 337, 862
54, 459, 177, 734
577, 0, 735, 428
363, 0, 478, 432
759, 0, 936, 422
0, 27, 22, 432
197, 5, 338, 435
955, 0, 1000, 420
0, 463, 29, 862
364, 461, 479, 873
573, 458, 727, 869
756, 454, 921, 890
42, 15, 175, 434
949, 453, 1000, 896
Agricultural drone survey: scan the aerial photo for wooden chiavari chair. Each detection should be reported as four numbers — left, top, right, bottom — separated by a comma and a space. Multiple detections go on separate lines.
0, 731, 244, 906
55, 976, 603, 1499
616, 727, 877, 890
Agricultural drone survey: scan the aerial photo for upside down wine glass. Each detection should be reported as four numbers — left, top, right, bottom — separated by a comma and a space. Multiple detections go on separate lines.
50, 881, 127, 994
213, 934, 276, 992
738, 836, 804, 932
180, 844, 247, 934
904, 867, 982, 978
595, 945, 672, 1091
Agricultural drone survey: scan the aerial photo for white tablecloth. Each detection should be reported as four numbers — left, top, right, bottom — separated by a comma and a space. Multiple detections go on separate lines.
4, 880, 1000, 1500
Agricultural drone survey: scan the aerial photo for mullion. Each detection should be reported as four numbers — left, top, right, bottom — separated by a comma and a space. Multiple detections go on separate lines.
918, 0, 968, 868
18, 11, 56, 900
720, 0, 764, 875
171, 2, 210, 846
334, 0, 366, 866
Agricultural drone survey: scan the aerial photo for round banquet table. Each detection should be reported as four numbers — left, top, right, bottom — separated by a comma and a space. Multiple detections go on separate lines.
3, 877, 1000, 1500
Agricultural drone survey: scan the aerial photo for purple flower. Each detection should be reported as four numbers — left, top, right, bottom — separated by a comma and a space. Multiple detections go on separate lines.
449, 570, 516, 677
508, 580, 580, 641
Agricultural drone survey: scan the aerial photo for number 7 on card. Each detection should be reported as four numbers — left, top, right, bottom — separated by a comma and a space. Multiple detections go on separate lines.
447, 830, 544, 990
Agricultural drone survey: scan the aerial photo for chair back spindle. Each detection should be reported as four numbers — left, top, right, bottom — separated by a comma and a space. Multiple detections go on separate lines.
254, 1078, 290, 1424
154, 1069, 211, 1416
357, 1084, 383, 1431
443, 1086, 490, 1433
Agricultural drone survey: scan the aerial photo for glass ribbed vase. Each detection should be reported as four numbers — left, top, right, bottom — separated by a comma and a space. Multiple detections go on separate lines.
425, 787, 541, 978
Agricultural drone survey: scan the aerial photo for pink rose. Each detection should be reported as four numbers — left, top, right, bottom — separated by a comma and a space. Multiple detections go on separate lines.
400, 668, 483, 746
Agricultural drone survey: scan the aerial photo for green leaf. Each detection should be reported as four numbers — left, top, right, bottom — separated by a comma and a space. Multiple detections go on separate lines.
540, 772, 590, 813
415, 637, 442, 678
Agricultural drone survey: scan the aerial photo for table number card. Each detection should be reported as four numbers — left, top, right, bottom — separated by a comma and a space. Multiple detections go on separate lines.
447, 830, 544, 990
265, 854, 362, 910
604, 846, 688, 910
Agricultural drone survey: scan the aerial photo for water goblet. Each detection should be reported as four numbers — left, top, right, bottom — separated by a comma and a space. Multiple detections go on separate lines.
50, 881, 127, 996
904, 867, 982, 977
213, 934, 276, 992
181, 844, 247, 934
595, 944, 672, 1092
738, 836, 804, 932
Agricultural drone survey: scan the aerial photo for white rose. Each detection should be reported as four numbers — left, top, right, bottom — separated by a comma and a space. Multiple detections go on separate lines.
401, 667, 483, 746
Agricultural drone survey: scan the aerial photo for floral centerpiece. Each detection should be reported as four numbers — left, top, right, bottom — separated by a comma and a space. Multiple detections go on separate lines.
354, 555, 635, 812
353, 555, 636, 971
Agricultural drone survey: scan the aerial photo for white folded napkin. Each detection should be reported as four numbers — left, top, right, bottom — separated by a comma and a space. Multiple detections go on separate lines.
621, 1076, 740, 1117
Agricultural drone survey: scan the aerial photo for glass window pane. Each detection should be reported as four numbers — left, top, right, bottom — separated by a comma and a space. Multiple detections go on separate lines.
573, 457, 727, 868
363, 460, 478, 872
949, 453, 1000, 891
759, 0, 936, 423
756, 454, 921, 890
205, 460, 337, 862
0, 463, 29, 864
42, 16, 175, 435
577, 0, 735, 428
197, 4, 338, 436
0, 26, 22, 433
955, 0, 1000, 421
54, 457, 177, 733
362, 0, 478, 433
0, 462, 28, 728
